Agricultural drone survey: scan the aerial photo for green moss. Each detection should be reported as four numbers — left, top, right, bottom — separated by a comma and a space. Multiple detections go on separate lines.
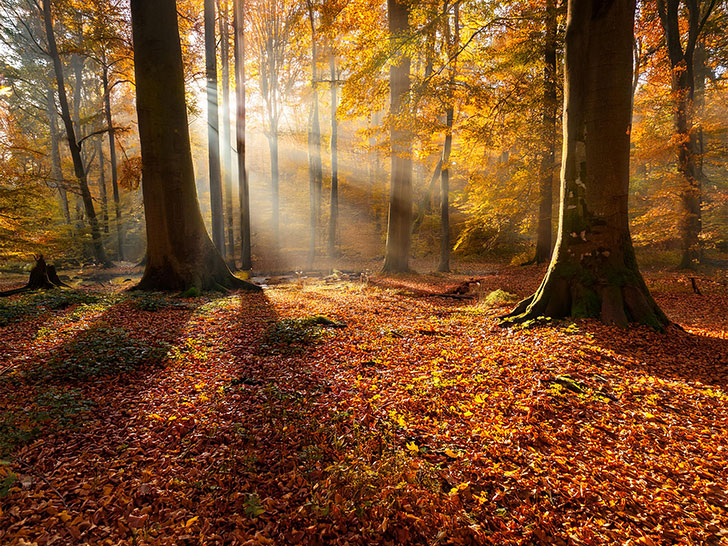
482, 289, 520, 308
571, 286, 600, 318
181, 286, 201, 298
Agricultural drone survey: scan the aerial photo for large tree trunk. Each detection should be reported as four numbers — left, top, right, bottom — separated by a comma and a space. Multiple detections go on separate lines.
102, 62, 125, 261
328, 53, 339, 258
534, 0, 558, 264
219, 0, 235, 263
502, 0, 667, 329
383, 0, 413, 273
205, 0, 226, 256
130, 0, 259, 292
46, 87, 71, 225
42, 0, 110, 267
233, 0, 251, 270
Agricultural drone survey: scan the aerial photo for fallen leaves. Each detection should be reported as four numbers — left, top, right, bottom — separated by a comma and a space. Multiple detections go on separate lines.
0, 266, 726, 544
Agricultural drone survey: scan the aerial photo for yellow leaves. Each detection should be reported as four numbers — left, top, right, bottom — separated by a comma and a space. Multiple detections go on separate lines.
147, 413, 164, 421
184, 515, 199, 528
57, 510, 72, 522
444, 448, 460, 459
406, 441, 419, 453
448, 482, 470, 495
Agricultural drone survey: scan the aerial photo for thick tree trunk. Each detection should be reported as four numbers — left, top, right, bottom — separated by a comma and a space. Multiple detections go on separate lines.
46, 87, 71, 225
233, 0, 251, 270
502, 0, 667, 329
383, 0, 413, 273
535, 0, 558, 264
42, 0, 110, 267
130, 0, 259, 292
219, 0, 235, 263
328, 54, 339, 258
102, 63, 125, 261
205, 0, 226, 256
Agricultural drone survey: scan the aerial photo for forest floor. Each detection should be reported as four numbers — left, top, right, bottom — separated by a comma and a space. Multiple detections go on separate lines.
0, 264, 727, 545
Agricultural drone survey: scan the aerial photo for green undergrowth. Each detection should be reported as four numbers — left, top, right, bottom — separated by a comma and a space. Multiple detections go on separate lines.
0, 290, 102, 326
27, 324, 169, 381
0, 387, 94, 460
261, 315, 345, 354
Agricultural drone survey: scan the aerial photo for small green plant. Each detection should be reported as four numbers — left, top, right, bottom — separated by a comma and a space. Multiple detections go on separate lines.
0, 466, 18, 498
243, 492, 266, 518
31, 325, 167, 381
181, 287, 200, 298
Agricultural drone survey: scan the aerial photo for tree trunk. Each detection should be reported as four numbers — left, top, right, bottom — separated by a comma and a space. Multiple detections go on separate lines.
438, 0, 459, 273
307, 2, 323, 267
205, 0, 226, 256
383, 0, 413, 273
535, 0, 558, 264
97, 138, 109, 233
502, 0, 667, 329
42, 0, 110, 267
130, 0, 259, 292
219, 0, 235, 263
657, 0, 716, 269
328, 54, 339, 258
46, 87, 71, 225
102, 62, 125, 261
233, 0, 251, 270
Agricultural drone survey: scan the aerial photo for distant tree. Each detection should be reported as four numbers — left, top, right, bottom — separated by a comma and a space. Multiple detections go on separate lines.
42, 0, 111, 266
219, 0, 235, 263
205, 0, 226, 256
534, 0, 559, 264
130, 0, 258, 291
383, 0, 413, 273
233, 0, 252, 270
502, 0, 667, 328
656, 0, 718, 268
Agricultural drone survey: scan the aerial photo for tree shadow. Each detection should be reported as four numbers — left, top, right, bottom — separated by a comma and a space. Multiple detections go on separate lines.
584, 322, 728, 388
0, 289, 283, 543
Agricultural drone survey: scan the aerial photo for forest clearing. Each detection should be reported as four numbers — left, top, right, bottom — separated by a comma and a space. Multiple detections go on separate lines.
1, 0, 728, 543
1, 264, 727, 545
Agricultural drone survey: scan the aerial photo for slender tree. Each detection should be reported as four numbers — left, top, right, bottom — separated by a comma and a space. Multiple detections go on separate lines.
307, 0, 323, 267
102, 58, 125, 260
328, 53, 339, 258
45, 87, 71, 225
234, 0, 251, 270
130, 0, 259, 291
42, 0, 111, 266
219, 0, 235, 262
534, 0, 558, 264
438, 0, 459, 273
502, 0, 667, 328
205, 0, 226, 255
656, 0, 717, 268
383, 0, 413, 273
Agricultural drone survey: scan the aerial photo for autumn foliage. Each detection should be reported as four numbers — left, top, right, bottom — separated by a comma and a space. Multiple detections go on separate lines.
1, 265, 727, 544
